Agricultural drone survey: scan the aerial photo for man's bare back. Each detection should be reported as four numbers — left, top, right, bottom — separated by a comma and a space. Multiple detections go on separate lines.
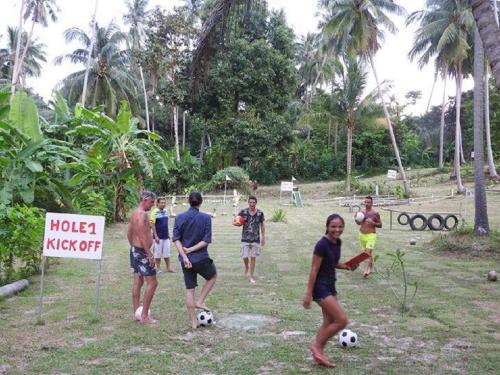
128, 208, 153, 251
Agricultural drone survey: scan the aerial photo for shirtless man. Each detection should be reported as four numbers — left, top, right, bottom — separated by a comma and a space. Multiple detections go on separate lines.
356, 196, 382, 278
128, 191, 158, 324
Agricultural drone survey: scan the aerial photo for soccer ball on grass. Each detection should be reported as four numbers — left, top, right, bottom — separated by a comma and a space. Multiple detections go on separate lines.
197, 310, 214, 326
338, 329, 358, 348
134, 306, 151, 320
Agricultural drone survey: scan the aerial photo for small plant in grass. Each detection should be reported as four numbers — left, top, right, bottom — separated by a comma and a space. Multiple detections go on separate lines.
374, 249, 418, 314
270, 208, 286, 223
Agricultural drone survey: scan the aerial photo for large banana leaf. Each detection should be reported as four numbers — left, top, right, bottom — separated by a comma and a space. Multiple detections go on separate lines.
53, 91, 71, 124
9, 91, 43, 142
116, 101, 131, 133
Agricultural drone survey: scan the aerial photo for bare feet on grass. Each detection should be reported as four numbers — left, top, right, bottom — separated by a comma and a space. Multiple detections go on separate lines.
309, 344, 336, 368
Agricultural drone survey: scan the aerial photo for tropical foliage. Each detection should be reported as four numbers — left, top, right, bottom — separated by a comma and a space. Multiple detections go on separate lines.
0, 0, 499, 285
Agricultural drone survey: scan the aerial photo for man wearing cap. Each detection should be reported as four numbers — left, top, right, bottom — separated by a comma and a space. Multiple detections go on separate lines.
128, 191, 158, 324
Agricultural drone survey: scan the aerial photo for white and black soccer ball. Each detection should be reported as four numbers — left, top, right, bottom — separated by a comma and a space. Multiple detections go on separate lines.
339, 329, 358, 348
354, 211, 365, 224
134, 306, 151, 320
197, 310, 214, 326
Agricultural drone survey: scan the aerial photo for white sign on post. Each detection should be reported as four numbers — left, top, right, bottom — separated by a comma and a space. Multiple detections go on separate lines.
43, 213, 105, 260
280, 181, 294, 192
386, 169, 398, 179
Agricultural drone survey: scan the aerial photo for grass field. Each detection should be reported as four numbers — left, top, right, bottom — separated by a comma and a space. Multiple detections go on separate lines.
1, 170, 499, 374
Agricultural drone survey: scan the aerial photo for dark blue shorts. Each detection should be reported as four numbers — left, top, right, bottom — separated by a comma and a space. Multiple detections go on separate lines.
313, 279, 337, 301
181, 258, 217, 289
130, 246, 157, 277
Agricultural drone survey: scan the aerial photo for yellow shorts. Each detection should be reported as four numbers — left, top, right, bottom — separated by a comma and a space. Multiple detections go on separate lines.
359, 232, 377, 251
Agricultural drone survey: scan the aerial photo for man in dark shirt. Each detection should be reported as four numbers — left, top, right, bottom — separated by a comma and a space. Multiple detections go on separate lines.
238, 195, 265, 284
173, 192, 217, 329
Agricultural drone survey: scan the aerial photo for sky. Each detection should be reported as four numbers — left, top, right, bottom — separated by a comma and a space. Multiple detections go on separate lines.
1, 0, 473, 115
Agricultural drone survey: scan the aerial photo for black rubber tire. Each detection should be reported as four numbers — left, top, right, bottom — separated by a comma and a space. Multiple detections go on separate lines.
444, 214, 459, 230
409, 214, 428, 231
427, 214, 445, 231
397, 213, 410, 226
351, 204, 361, 213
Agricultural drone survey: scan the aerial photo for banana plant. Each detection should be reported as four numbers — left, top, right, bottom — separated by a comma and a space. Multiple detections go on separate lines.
61, 101, 166, 221
0, 90, 77, 209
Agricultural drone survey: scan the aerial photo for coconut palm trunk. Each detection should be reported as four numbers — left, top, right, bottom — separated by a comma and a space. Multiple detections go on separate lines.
459, 123, 466, 164
426, 70, 438, 113
484, 68, 499, 180
11, 0, 26, 97
470, 0, 500, 88
345, 125, 353, 192
12, 18, 35, 92
368, 54, 410, 195
173, 105, 180, 161
439, 75, 447, 169
82, 0, 99, 106
181, 110, 185, 148
139, 66, 150, 131
473, 26, 490, 235
454, 62, 465, 193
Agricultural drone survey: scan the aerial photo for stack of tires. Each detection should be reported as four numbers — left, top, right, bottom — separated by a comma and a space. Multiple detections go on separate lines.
397, 212, 458, 231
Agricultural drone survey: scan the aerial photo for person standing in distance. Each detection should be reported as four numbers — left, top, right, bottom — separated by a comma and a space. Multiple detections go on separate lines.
356, 196, 382, 278
128, 191, 158, 324
150, 196, 175, 273
173, 192, 217, 329
238, 195, 265, 284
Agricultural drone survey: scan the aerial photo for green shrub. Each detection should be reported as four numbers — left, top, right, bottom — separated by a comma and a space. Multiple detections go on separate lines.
72, 189, 112, 223
430, 227, 500, 254
204, 167, 251, 193
0, 205, 45, 285
270, 208, 287, 223
148, 150, 201, 194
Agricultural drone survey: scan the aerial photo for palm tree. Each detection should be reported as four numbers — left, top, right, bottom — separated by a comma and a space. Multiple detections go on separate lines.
296, 33, 323, 110
472, 26, 489, 235
319, 0, 411, 196
331, 57, 380, 192
81, 0, 98, 107
12, 0, 26, 96
408, 0, 475, 193
11, 0, 59, 95
55, 22, 139, 116
485, 71, 498, 178
470, 0, 500, 87
123, 0, 151, 131
438, 73, 448, 169
0, 27, 46, 85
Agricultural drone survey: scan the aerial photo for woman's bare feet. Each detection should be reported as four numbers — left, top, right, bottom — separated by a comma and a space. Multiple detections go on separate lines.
309, 344, 336, 368
195, 302, 210, 311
